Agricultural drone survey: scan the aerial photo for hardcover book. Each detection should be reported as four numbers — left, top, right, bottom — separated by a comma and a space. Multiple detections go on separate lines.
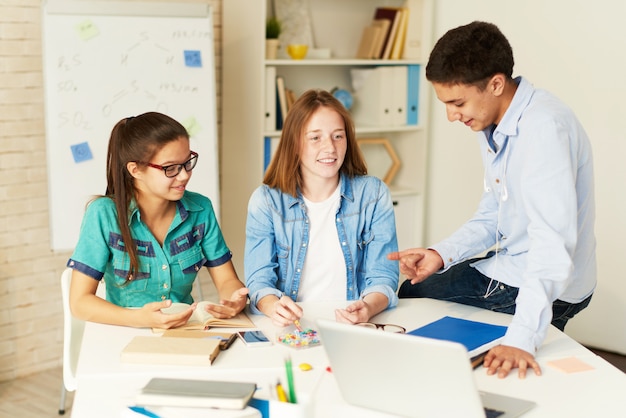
121, 336, 221, 366
136, 377, 257, 409
373, 7, 402, 59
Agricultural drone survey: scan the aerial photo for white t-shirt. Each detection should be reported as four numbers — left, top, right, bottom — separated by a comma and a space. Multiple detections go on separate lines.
298, 185, 347, 302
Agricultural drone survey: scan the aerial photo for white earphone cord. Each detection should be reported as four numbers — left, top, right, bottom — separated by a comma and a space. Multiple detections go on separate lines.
483, 140, 510, 298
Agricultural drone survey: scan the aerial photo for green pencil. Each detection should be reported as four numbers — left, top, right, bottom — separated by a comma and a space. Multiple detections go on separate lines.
285, 356, 297, 404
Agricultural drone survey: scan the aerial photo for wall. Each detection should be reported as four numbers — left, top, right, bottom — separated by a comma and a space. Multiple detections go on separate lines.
426, 0, 626, 354
0, 0, 222, 381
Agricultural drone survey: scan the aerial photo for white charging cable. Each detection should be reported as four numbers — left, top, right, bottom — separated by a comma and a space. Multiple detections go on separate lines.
483, 140, 510, 298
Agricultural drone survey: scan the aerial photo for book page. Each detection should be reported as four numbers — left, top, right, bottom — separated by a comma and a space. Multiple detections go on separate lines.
194, 301, 220, 325
156, 302, 255, 332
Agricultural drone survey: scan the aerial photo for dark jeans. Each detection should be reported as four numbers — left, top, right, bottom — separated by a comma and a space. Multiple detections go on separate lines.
398, 258, 592, 331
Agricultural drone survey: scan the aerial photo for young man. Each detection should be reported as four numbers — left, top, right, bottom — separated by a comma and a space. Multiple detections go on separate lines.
388, 21, 596, 379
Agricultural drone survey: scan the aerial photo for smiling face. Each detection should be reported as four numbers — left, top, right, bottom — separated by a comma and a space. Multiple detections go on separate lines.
432, 76, 507, 132
298, 106, 347, 190
129, 136, 193, 203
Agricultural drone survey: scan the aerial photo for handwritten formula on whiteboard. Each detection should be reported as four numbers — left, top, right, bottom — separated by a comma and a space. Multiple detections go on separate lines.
42, 2, 219, 250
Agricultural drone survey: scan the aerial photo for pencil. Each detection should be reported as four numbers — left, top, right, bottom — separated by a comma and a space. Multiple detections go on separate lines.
285, 356, 297, 404
275, 380, 289, 403
470, 351, 488, 369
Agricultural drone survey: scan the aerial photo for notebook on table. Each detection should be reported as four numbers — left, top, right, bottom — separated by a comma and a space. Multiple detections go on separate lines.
136, 378, 257, 409
317, 319, 535, 418
408, 315, 508, 357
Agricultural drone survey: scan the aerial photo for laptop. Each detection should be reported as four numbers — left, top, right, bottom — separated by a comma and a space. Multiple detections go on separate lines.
317, 319, 536, 418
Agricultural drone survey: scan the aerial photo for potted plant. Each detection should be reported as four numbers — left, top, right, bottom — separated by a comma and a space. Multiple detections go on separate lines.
265, 16, 282, 59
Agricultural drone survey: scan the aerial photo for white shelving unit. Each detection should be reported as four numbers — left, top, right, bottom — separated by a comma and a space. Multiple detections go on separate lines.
222, 0, 433, 273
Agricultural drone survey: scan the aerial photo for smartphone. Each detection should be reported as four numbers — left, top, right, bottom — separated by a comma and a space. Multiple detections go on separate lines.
237, 330, 273, 347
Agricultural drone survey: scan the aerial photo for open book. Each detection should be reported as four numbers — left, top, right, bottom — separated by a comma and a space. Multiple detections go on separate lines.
154, 301, 255, 332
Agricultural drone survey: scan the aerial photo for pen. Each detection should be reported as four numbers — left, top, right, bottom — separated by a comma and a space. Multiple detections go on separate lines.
470, 351, 488, 369
285, 356, 297, 404
128, 406, 162, 418
220, 333, 238, 350
276, 380, 289, 403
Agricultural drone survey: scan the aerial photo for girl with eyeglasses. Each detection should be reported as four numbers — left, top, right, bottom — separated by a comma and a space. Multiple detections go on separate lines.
67, 112, 248, 329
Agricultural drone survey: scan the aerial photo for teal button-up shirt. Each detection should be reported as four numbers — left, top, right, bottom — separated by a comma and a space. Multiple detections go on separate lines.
68, 191, 231, 307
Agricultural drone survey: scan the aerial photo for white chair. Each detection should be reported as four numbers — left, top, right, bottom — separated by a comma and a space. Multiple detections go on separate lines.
58, 268, 85, 415
57, 267, 197, 413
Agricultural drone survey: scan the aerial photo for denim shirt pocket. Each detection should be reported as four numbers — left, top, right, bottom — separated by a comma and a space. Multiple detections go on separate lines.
276, 243, 290, 287
176, 246, 207, 289
111, 256, 150, 293
357, 229, 374, 250
355, 229, 374, 275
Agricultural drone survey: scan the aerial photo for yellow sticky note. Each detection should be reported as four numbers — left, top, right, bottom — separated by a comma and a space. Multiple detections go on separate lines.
182, 116, 201, 137
75, 20, 99, 41
547, 356, 594, 373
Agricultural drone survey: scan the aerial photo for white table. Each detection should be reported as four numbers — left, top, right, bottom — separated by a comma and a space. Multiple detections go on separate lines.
71, 299, 626, 417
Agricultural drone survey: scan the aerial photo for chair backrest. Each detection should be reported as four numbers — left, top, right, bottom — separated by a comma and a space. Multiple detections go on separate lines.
60, 268, 85, 392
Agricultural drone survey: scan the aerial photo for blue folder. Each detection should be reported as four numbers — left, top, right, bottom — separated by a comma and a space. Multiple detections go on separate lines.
408, 316, 507, 352
406, 65, 420, 125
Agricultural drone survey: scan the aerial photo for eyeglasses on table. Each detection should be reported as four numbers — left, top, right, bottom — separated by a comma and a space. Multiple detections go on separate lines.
355, 322, 406, 333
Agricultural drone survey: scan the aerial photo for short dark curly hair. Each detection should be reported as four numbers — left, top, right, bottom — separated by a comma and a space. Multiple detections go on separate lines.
425, 21, 514, 90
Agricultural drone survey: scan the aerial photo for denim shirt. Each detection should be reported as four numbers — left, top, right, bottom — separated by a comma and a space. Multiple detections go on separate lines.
67, 191, 232, 307
432, 77, 596, 354
245, 174, 399, 314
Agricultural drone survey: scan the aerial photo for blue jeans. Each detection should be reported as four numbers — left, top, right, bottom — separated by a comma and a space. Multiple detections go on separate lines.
398, 257, 592, 331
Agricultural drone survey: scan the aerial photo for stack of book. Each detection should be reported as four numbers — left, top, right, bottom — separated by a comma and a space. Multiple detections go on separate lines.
264, 67, 297, 132
136, 378, 257, 409
355, 0, 423, 60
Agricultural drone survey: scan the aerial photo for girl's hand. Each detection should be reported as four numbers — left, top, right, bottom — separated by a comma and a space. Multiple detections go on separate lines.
140, 300, 196, 329
205, 288, 250, 318
335, 299, 371, 324
269, 296, 303, 327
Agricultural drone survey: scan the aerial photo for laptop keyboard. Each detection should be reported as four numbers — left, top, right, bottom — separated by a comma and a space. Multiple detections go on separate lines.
484, 407, 505, 418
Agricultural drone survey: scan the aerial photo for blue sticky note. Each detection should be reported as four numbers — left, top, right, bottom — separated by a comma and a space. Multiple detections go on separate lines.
70, 142, 93, 163
184, 50, 202, 67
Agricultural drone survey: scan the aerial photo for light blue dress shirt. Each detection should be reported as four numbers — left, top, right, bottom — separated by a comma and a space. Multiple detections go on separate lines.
68, 191, 231, 307
432, 77, 596, 353
245, 174, 399, 314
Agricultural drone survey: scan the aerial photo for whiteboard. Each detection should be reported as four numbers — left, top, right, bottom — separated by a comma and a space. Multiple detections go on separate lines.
42, 1, 219, 250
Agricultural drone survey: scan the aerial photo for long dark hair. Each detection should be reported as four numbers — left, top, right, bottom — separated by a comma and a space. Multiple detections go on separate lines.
104, 111, 189, 280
